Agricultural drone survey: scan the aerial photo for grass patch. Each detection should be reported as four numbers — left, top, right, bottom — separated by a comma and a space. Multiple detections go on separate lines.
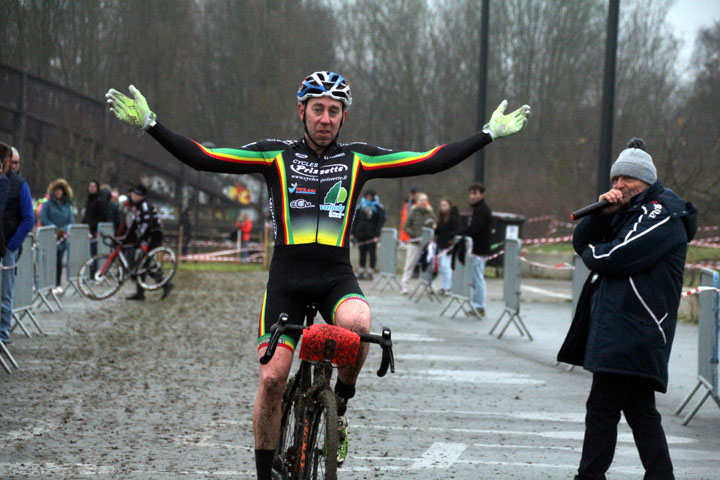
178, 262, 264, 273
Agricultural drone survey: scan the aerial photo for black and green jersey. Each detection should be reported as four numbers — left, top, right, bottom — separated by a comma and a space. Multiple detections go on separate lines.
148, 123, 492, 248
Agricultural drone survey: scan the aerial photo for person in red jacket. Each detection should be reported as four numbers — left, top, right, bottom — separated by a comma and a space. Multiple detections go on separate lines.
236, 213, 253, 259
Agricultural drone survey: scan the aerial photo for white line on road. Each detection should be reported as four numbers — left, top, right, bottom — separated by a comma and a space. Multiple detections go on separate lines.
521, 285, 572, 300
396, 354, 485, 362
402, 369, 545, 385
361, 406, 589, 423
410, 442, 467, 469
353, 424, 696, 444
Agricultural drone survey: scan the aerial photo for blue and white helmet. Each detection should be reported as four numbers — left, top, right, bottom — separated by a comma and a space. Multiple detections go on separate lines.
297, 71, 352, 109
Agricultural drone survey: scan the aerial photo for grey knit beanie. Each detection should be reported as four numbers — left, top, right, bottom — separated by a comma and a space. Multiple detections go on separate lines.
610, 138, 656, 185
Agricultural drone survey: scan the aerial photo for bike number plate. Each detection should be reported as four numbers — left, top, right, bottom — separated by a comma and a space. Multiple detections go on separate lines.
299, 325, 360, 366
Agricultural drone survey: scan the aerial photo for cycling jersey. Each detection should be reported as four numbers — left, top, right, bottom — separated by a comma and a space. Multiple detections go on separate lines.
148, 122, 492, 248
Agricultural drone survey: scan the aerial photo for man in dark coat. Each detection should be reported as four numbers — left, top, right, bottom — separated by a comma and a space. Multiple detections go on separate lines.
562, 139, 697, 480
459, 183, 492, 317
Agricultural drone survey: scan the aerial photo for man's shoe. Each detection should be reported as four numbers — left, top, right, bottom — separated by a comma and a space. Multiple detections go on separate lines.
161, 282, 174, 300
337, 415, 349, 466
126, 292, 145, 301
478, 308, 486, 317
366, 272, 374, 281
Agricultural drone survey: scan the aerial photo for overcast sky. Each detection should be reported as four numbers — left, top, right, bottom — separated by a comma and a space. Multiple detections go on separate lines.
666, 0, 720, 72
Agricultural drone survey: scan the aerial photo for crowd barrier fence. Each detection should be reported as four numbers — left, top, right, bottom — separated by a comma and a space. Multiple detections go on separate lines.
440, 236, 479, 318
67, 224, 90, 296
675, 268, 720, 425
96, 222, 115, 256
372, 228, 401, 292
33, 226, 62, 313
489, 227, 533, 341
409, 227, 440, 303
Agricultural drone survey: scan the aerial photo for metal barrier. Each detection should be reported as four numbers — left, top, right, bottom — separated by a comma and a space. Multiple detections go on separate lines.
372, 228, 401, 291
674, 268, 720, 425
33, 226, 62, 312
12, 235, 43, 338
67, 224, 90, 296
409, 227, 440, 303
440, 236, 479, 317
489, 227, 533, 340
97, 222, 115, 255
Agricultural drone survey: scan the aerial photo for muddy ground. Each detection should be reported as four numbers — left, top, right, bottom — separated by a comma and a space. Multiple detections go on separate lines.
2, 269, 269, 478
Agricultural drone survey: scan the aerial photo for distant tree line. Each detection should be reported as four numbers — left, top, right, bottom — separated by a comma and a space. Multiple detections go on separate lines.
1, 0, 718, 227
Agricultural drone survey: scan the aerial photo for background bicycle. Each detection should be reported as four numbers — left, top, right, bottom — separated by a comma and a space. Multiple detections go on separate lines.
77, 234, 177, 301
261, 305, 395, 480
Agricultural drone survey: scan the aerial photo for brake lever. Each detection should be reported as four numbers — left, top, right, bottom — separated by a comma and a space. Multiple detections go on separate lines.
259, 313, 289, 365
376, 327, 395, 377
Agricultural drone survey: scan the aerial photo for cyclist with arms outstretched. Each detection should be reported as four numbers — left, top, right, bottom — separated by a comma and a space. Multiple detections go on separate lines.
106, 72, 530, 480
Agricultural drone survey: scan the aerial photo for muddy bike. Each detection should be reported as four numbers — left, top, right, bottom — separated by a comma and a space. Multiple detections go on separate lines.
260, 304, 395, 480
77, 234, 178, 301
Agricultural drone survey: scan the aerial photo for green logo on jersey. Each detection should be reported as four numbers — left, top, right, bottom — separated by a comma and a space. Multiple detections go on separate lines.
321, 181, 347, 218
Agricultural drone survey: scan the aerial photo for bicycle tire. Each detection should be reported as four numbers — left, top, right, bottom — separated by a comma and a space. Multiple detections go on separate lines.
274, 372, 303, 479
77, 254, 125, 300
304, 389, 338, 480
136, 246, 177, 291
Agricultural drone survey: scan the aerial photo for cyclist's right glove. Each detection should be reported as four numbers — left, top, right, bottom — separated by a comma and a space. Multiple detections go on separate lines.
105, 85, 157, 130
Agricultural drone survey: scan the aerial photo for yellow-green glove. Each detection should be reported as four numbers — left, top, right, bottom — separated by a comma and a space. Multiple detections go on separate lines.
482, 100, 531, 140
105, 85, 157, 130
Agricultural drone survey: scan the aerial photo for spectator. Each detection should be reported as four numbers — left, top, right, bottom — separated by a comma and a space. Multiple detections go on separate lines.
351, 189, 386, 280
0, 144, 11, 255
123, 184, 173, 300
435, 198, 459, 295
10, 147, 20, 174
180, 207, 192, 257
399, 186, 419, 243
40, 178, 74, 294
400, 192, 434, 294
100, 184, 121, 231
82, 180, 108, 262
0, 145, 34, 345
236, 213, 253, 259
560, 139, 697, 480
460, 183, 492, 317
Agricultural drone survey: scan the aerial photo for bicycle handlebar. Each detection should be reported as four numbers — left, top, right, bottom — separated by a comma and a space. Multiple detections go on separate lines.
259, 313, 395, 377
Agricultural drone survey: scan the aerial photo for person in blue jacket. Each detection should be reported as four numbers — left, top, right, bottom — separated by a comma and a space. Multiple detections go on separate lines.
0, 146, 34, 345
40, 178, 74, 293
563, 138, 697, 480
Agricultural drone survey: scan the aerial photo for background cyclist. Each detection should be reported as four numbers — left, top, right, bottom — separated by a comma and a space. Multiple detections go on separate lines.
106, 72, 530, 480
123, 184, 174, 301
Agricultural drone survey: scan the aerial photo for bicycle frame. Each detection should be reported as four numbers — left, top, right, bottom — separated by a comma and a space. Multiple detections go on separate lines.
96, 243, 134, 279
262, 305, 394, 479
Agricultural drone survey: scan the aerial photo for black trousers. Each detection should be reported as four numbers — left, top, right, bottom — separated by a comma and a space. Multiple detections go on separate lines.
576, 373, 674, 480
358, 242, 377, 269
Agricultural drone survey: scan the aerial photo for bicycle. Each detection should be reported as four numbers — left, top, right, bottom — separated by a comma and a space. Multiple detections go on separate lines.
260, 304, 395, 480
77, 234, 178, 301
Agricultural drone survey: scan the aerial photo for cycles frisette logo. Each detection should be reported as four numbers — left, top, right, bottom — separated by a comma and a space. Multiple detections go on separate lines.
290, 162, 349, 178
320, 181, 347, 219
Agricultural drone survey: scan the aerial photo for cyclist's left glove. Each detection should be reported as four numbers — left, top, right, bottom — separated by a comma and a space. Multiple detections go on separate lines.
482, 100, 531, 140
105, 85, 157, 130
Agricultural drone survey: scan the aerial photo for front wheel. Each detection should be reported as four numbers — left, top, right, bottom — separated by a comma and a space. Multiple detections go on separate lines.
136, 247, 177, 290
77, 253, 125, 300
274, 373, 302, 479
304, 389, 338, 480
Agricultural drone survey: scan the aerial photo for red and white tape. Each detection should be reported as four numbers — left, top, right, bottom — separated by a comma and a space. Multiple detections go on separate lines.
519, 256, 575, 271
681, 286, 720, 298
522, 235, 574, 245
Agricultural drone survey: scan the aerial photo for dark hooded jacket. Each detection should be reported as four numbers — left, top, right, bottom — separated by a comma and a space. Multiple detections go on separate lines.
82, 191, 108, 235
568, 181, 697, 392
